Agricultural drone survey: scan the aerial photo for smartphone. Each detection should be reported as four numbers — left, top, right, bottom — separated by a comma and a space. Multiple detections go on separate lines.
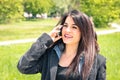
58, 25, 63, 36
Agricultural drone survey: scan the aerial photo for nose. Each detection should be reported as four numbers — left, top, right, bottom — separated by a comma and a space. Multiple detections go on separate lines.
66, 27, 71, 32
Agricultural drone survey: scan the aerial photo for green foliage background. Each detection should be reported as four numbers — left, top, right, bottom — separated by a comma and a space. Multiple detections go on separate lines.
80, 0, 120, 27
0, 0, 24, 23
0, 0, 120, 27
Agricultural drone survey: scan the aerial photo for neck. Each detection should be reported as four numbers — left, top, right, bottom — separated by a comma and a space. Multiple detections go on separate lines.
64, 43, 79, 55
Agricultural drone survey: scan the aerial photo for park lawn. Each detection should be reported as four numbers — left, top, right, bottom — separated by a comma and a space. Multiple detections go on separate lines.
0, 32, 120, 80
0, 43, 40, 80
0, 18, 115, 41
0, 19, 58, 41
98, 32, 120, 80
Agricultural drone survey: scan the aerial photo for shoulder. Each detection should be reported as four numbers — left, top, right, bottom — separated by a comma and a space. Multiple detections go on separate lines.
96, 54, 106, 68
88, 54, 106, 79
96, 54, 106, 63
95, 54, 106, 79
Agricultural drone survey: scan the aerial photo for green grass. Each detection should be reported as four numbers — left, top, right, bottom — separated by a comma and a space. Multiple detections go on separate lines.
98, 32, 120, 80
0, 19, 58, 41
0, 43, 40, 80
0, 18, 116, 41
0, 32, 120, 80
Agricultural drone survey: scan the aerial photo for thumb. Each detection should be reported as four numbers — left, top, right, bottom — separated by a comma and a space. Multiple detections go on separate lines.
53, 36, 62, 42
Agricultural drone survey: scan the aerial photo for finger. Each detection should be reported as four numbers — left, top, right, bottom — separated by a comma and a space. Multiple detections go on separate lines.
54, 36, 62, 42
58, 25, 63, 29
56, 25, 63, 30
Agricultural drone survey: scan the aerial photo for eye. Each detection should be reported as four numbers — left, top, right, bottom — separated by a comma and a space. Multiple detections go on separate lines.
63, 24, 68, 27
72, 25, 78, 29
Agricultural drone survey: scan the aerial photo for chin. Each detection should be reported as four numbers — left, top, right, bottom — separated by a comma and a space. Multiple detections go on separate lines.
63, 40, 72, 44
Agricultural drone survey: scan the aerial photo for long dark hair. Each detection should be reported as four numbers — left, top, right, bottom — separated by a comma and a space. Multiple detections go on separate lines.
54, 10, 99, 80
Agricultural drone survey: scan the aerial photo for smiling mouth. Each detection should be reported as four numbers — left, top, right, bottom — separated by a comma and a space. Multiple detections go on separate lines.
64, 34, 73, 38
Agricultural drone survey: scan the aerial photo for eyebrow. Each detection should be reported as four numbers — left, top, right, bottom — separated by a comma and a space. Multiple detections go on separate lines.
64, 23, 76, 25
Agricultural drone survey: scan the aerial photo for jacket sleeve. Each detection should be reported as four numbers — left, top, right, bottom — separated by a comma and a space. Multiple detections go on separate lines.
96, 54, 106, 80
17, 33, 53, 74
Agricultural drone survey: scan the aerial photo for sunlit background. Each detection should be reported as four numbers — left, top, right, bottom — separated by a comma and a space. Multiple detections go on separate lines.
0, 0, 120, 80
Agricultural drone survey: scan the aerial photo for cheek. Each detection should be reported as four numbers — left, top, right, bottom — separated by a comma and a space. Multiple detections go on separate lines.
74, 31, 81, 40
76, 35, 81, 41
61, 28, 65, 34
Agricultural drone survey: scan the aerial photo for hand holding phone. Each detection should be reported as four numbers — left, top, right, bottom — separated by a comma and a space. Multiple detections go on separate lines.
49, 25, 62, 42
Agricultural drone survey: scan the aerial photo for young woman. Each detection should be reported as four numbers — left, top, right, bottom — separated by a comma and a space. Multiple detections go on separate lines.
17, 10, 106, 80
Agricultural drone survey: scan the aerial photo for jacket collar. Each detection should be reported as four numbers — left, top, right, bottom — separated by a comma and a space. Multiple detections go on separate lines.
53, 45, 84, 73
53, 45, 62, 59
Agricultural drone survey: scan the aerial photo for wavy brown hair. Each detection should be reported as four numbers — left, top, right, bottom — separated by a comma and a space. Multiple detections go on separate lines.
55, 10, 99, 80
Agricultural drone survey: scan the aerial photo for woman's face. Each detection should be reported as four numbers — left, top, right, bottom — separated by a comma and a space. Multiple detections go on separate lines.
62, 16, 81, 45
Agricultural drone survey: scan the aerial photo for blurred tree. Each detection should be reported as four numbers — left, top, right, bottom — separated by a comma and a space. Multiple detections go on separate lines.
52, 0, 80, 15
23, 0, 54, 17
51, 0, 119, 28
0, 0, 24, 23
48, 5, 61, 17
80, 0, 120, 27
0, 0, 119, 26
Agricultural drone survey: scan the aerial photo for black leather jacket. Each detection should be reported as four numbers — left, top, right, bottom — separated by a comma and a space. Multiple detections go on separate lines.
17, 33, 106, 80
